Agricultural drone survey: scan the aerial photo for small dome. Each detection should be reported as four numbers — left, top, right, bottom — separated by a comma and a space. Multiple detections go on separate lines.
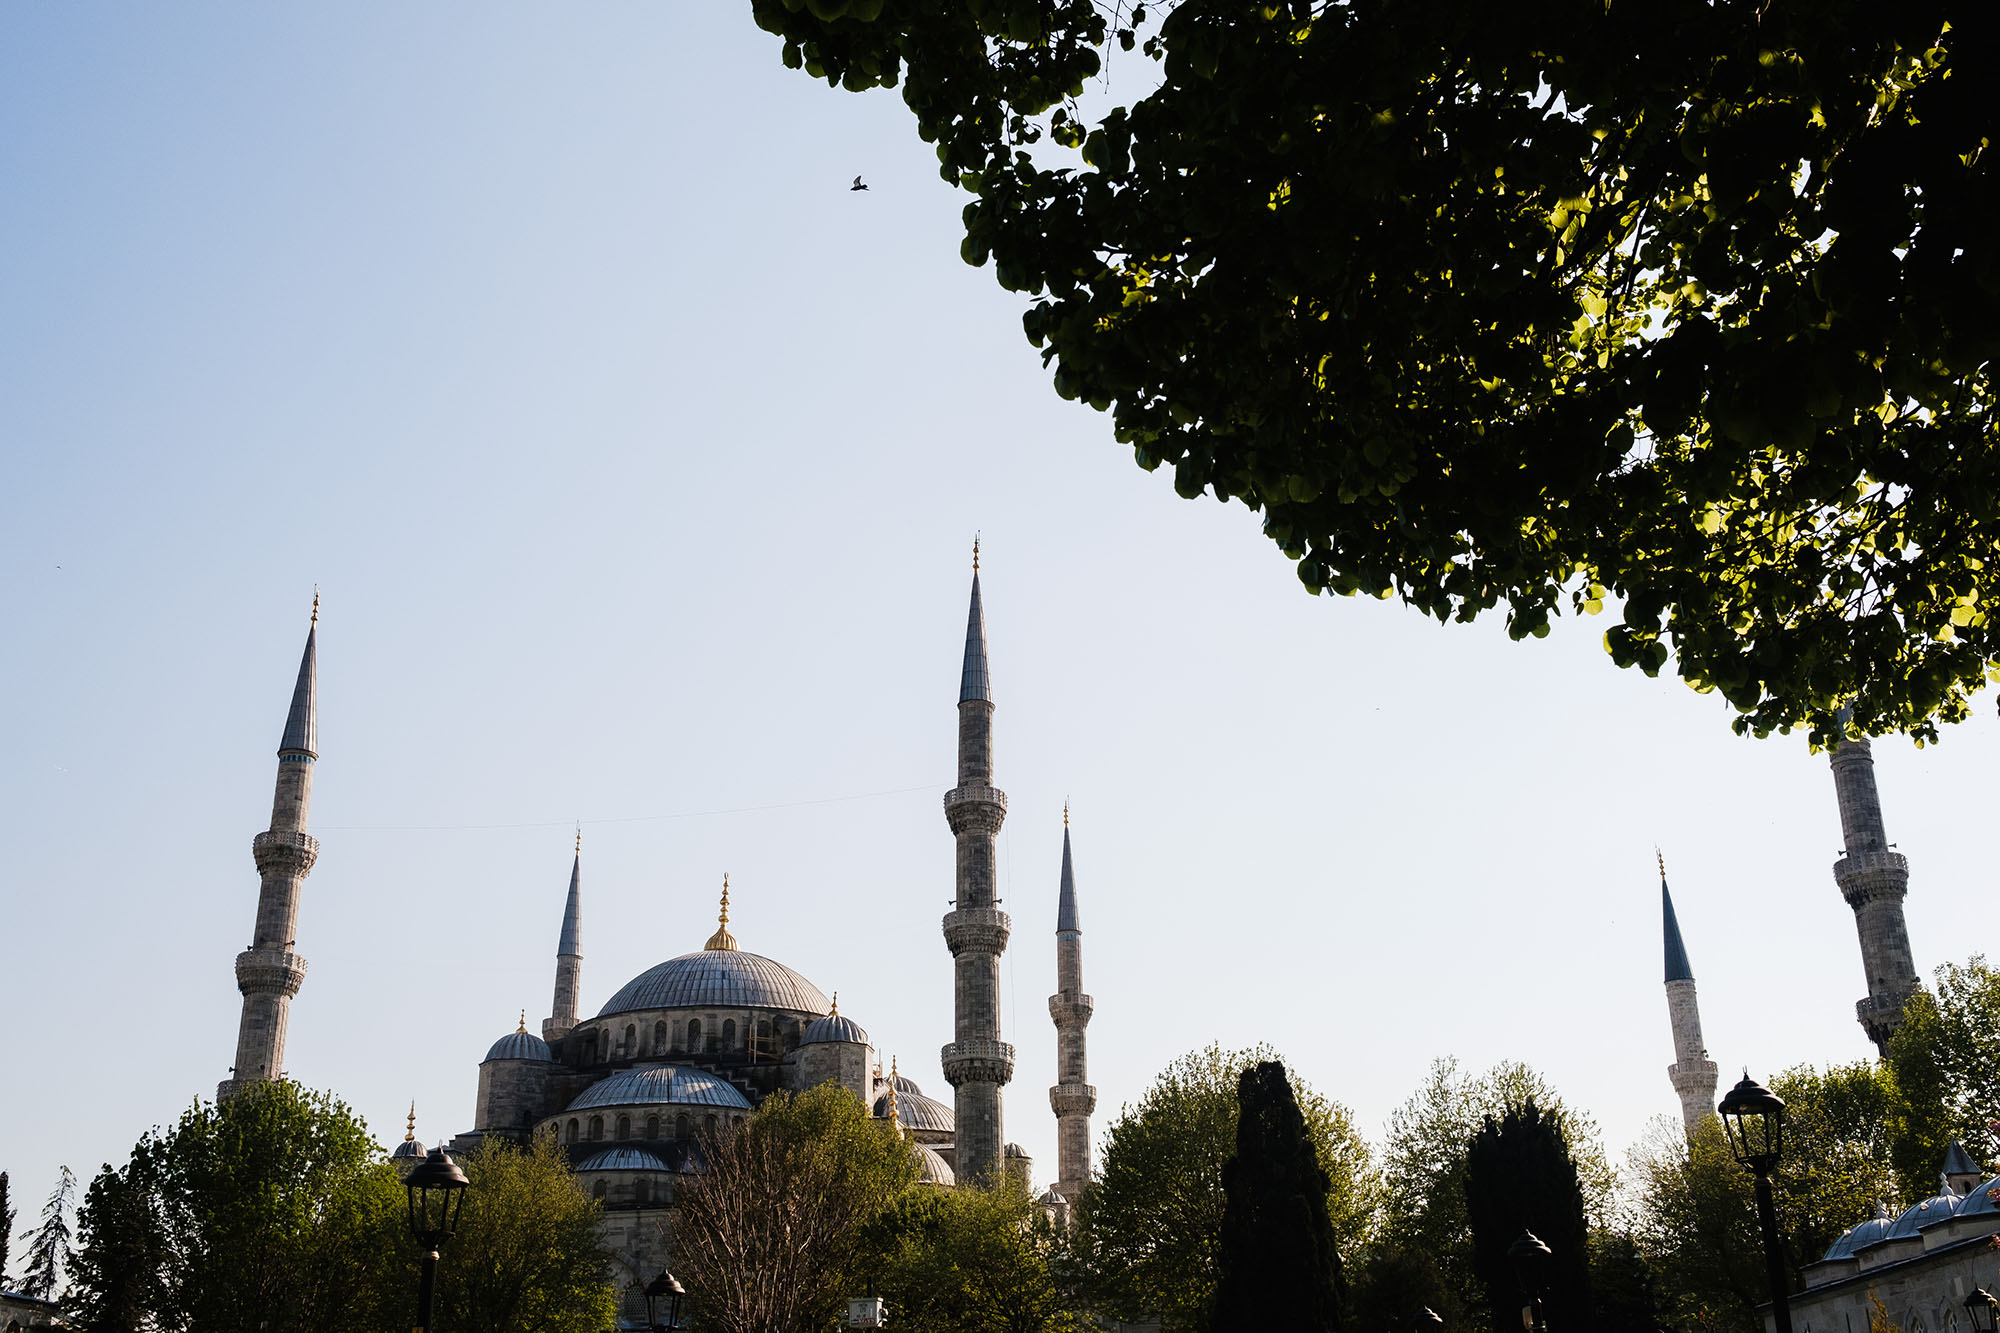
892, 1072, 924, 1096
1041, 1186, 1067, 1206
875, 1088, 954, 1134
390, 1137, 427, 1161
915, 1143, 955, 1187
485, 1029, 554, 1062
1005, 1142, 1028, 1159
573, 1145, 676, 1173
802, 1013, 870, 1046
1954, 1176, 2000, 1219
1823, 1214, 1895, 1260
567, 1064, 753, 1112
1884, 1193, 1959, 1240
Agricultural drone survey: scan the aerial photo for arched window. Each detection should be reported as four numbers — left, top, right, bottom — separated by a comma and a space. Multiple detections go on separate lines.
675, 1113, 691, 1140
591, 1180, 606, 1201
566, 1119, 578, 1144
654, 1020, 668, 1052
705, 1113, 718, 1134
722, 1018, 737, 1050
623, 1024, 637, 1056
616, 1115, 631, 1141
635, 1178, 650, 1206
687, 1018, 702, 1049
589, 1115, 604, 1141
599, 1030, 611, 1063
645, 1115, 660, 1140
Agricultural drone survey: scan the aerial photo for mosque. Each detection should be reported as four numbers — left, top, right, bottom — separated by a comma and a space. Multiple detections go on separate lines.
218, 561, 1098, 1310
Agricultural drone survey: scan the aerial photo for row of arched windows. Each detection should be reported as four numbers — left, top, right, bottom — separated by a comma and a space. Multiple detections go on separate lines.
574, 1015, 790, 1064
561, 1110, 737, 1144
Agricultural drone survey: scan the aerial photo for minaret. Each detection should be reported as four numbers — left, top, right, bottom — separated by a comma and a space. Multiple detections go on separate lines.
941, 540, 1013, 1184
1827, 714, 1920, 1053
220, 598, 320, 1100
1660, 854, 1718, 1131
1048, 805, 1096, 1200
543, 830, 584, 1043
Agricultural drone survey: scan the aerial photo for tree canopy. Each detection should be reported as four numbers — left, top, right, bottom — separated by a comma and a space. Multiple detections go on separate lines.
859, 1180, 1088, 1333
750, 0, 1999, 742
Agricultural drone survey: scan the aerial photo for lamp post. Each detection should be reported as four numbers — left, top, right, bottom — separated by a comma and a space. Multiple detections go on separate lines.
1718, 1073, 1793, 1333
1965, 1287, 1999, 1333
403, 1146, 469, 1333
1507, 1230, 1551, 1333
644, 1270, 686, 1332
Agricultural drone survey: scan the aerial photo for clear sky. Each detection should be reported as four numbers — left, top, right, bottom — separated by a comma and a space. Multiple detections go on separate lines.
3, 3, 1994, 1240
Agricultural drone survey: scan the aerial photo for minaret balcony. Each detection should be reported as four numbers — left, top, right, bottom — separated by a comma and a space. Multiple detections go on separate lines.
235, 947, 308, 998
1832, 849, 1909, 906
943, 907, 1012, 957
943, 785, 1008, 836
1049, 1083, 1097, 1118
1048, 994, 1094, 1027
252, 829, 319, 876
941, 1038, 1015, 1086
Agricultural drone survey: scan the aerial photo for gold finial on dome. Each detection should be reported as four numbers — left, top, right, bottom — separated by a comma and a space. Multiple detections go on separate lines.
885, 1057, 903, 1138
830, 992, 839, 1017
705, 874, 739, 952
517, 1009, 527, 1033
405, 1102, 417, 1143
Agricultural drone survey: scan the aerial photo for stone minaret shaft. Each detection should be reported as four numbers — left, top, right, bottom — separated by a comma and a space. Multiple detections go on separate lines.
941, 554, 1013, 1185
1829, 725, 1919, 1053
544, 835, 583, 1042
1660, 861, 1718, 1131
1048, 815, 1096, 1200
221, 610, 319, 1100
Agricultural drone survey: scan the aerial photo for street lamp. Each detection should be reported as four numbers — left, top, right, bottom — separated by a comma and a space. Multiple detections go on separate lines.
644, 1270, 686, 1332
1507, 1230, 1551, 1333
403, 1146, 469, 1333
1719, 1073, 1793, 1333
1965, 1287, 1999, 1333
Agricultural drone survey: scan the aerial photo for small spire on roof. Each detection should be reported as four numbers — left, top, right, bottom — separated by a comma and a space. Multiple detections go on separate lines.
706, 874, 739, 951
886, 1057, 903, 1138
830, 992, 839, 1017
517, 1009, 527, 1033
405, 1102, 417, 1143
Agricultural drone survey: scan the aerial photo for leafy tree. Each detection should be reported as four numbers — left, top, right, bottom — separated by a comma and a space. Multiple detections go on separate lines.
1377, 1059, 1612, 1325
1585, 1232, 1667, 1333
1076, 1043, 1376, 1333
1885, 957, 2000, 1195
860, 1181, 1088, 1333
1212, 1061, 1342, 1333
18, 1166, 74, 1301
673, 1084, 919, 1333
67, 1157, 168, 1332
428, 1133, 618, 1333
1462, 1102, 1591, 1333
750, 0, 2000, 742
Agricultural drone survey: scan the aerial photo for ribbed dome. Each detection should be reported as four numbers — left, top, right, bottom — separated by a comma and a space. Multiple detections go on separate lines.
892, 1071, 925, 1096
572, 1145, 675, 1173
1954, 1176, 2000, 1219
1822, 1214, 1894, 1261
802, 1013, 870, 1046
915, 1142, 955, 1187
1885, 1193, 1958, 1239
876, 1088, 954, 1134
485, 1030, 554, 1062
390, 1137, 427, 1161
566, 1065, 752, 1112
598, 951, 830, 1018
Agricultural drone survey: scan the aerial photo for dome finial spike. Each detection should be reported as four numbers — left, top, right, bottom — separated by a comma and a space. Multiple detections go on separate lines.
575, 823, 581, 855
518, 1008, 527, 1033
1657, 846, 1667, 881
405, 1101, 417, 1142
705, 873, 739, 951
310, 586, 319, 626
1064, 798, 1069, 829
973, 532, 980, 572
830, 991, 838, 1017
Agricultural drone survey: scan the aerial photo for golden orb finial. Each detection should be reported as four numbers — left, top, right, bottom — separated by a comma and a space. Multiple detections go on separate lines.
973, 533, 980, 572
575, 823, 582, 856
830, 992, 839, 1017
517, 1009, 527, 1033
310, 587, 319, 626
1657, 847, 1667, 881
1063, 799, 1069, 829
705, 874, 739, 951
405, 1102, 417, 1142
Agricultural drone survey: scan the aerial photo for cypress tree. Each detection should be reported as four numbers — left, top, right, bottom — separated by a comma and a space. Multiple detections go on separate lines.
1212, 1061, 1343, 1332
1, 1169, 12, 1284
1462, 1100, 1592, 1332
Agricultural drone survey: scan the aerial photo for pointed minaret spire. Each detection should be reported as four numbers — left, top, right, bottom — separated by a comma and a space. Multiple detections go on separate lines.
942, 544, 1013, 1184
1659, 852, 1719, 1131
1827, 710, 1920, 1053
543, 836, 584, 1042
1049, 809, 1096, 1201
221, 601, 323, 1099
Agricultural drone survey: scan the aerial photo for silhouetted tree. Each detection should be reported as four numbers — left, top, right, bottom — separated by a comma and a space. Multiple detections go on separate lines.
1462, 1101, 1591, 1332
0, 1169, 13, 1285
1588, 1232, 1667, 1332
18, 1166, 75, 1301
1212, 1061, 1342, 1333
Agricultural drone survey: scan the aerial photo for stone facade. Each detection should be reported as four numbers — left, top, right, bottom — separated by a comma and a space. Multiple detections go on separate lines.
220, 613, 318, 1101
1828, 730, 1920, 1053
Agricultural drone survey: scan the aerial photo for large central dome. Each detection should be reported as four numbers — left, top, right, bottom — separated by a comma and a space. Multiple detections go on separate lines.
597, 949, 831, 1017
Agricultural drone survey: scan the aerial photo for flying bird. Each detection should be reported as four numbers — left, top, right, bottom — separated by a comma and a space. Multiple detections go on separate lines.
851, 175, 868, 191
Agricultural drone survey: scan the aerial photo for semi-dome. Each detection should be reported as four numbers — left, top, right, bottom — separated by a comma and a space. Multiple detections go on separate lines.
566, 1064, 753, 1112
875, 1088, 954, 1134
485, 1029, 555, 1062
915, 1142, 955, 1187
598, 950, 831, 1018
573, 1145, 675, 1173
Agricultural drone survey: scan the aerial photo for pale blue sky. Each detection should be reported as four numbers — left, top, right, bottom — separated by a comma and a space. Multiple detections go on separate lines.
3, 4, 1994, 1237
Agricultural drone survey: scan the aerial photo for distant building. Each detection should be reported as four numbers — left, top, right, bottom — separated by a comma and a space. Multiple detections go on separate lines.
0, 1289, 63, 1330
